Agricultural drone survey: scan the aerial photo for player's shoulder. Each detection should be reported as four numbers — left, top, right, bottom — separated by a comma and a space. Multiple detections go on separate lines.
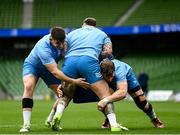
68, 28, 82, 35
35, 34, 50, 49
112, 59, 131, 68
93, 27, 107, 35
112, 59, 121, 65
40, 34, 50, 43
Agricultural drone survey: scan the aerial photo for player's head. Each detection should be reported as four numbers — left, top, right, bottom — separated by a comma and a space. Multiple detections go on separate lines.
82, 17, 96, 27
50, 27, 65, 49
100, 59, 115, 83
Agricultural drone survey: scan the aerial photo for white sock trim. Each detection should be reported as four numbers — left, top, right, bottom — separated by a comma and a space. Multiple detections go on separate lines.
47, 110, 55, 122
107, 113, 118, 127
23, 110, 31, 125
55, 103, 65, 116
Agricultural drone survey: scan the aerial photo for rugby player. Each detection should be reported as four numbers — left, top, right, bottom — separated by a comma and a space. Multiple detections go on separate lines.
98, 59, 165, 129
19, 27, 89, 133
51, 17, 122, 132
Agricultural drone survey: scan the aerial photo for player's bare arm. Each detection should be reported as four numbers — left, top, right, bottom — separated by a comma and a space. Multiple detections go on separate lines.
97, 82, 128, 111
101, 43, 113, 57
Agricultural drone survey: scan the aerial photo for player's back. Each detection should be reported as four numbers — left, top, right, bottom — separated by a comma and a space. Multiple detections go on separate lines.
65, 26, 110, 60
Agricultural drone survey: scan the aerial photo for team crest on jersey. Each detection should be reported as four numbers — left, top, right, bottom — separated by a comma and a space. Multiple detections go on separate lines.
95, 72, 102, 78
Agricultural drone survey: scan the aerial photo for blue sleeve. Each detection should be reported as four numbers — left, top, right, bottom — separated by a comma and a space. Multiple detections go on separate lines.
38, 48, 55, 65
115, 66, 127, 82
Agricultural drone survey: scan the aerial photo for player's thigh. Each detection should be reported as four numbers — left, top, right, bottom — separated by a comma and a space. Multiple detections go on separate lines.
90, 79, 111, 100
63, 82, 76, 99
23, 75, 38, 97
22, 62, 38, 93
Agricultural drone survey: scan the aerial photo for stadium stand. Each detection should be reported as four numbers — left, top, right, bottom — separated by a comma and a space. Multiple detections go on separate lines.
124, 0, 180, 25
0, 55, 179, 98
32, 0, 133, 28
0, 0, 179, 99
0, 0, 23, 28
0, 59, 51, 98
1, 0, 179, 28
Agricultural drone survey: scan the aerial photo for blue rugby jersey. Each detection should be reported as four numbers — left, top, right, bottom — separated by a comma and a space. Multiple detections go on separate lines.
65, 26, 111, 60
25, 34, 62, 69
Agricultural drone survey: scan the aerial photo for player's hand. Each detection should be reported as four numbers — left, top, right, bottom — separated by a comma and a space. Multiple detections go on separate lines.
57, 84, 64, 97
97, 98, 109, 111
72, 78, 90, 89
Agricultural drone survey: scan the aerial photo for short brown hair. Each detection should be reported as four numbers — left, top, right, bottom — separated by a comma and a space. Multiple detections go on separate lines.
51, 27, 65, 42
83, 17, 96, 26
100, 59, 115, 77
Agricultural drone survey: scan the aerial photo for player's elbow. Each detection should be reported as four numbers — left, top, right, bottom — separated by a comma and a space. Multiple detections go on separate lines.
116, 90, 127, 100
122, 92, 128, 99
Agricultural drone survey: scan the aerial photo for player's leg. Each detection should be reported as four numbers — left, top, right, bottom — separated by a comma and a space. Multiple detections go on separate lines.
44, 57, 78, 131
45, 84, 62, 124
99, 88, 128, 131
45, 84, 63, 124
130, 89, 165, 128
79, 56, 121, 131
127, 68, 164, 128
100, 87, 113, 129
51, 82, 75, 131
45, 84, 63, 130
90, 80, 124, 131
62, 56, 121, 131
20, 62, 38, 133
20, 75, 38, 132
45, 95, 58, 128
40, 69, 64, 130
45, 84, 69, 130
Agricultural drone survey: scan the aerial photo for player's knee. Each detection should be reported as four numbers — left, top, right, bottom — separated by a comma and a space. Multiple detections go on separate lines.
133, 95, 148, 111
22, 98, 33, 108
144, 103, 153, 114
134, 95, 153, 113
104, 102, 115, 115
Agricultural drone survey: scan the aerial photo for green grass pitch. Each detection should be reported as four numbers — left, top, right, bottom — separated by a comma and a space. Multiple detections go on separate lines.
0, 100, 179, 134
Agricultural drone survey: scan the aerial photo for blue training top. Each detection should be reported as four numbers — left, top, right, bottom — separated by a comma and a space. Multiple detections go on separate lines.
65, 26, 111, 60
112, 59, 131, 83
24, 34, 62, 69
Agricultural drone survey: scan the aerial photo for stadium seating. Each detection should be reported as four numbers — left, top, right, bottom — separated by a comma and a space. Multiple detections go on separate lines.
32, 0, 133, 28
0, 0, 23, 28
0, 0, 179, 99
1, 0, 180, 28
0, 55, 179, 98
124, 0, 180, 25
0, 59, 51, 98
